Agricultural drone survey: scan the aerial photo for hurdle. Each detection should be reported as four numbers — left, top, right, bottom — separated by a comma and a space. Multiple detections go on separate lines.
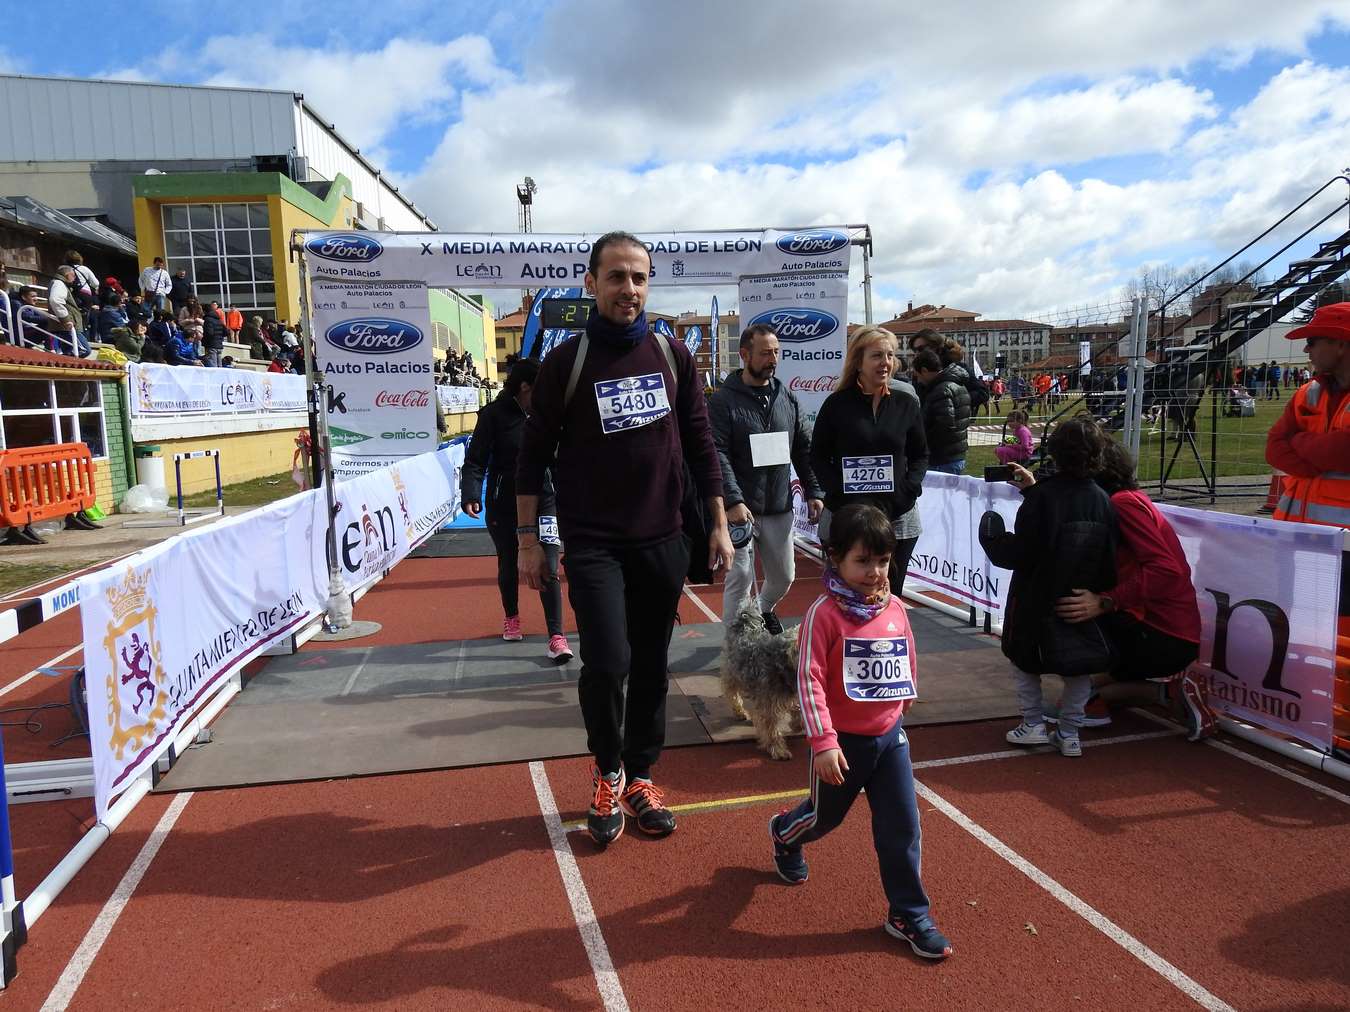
174, 449, 225, 526
124, 448, 226, 529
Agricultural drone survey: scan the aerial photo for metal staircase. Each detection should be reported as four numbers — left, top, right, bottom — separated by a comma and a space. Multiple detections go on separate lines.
1037, 174, 1350, 500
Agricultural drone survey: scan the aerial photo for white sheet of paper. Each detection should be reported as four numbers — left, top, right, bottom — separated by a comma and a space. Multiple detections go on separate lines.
749, 431, 791, 467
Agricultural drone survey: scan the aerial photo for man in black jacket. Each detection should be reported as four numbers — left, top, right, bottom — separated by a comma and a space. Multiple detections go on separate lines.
202, 301, 227, 368
709, 323, 823, 632
517, 231, 732, 847
913, 348, 972, 474
170, 269, 193, 315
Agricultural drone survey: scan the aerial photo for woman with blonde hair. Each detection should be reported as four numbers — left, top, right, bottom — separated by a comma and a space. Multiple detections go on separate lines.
810, 327, 930, 594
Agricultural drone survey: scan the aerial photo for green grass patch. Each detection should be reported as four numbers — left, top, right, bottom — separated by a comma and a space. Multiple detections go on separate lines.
0, 561, 95, 597
181, 470, 301, 509
964, 390, 1285, 481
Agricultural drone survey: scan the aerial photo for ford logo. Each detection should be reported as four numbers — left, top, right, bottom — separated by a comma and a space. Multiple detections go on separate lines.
871, 641, 896, 654
747, 308, 839, 343
305, 233, 384, 262
325, 318, 423, 355
775, 228, 849, 257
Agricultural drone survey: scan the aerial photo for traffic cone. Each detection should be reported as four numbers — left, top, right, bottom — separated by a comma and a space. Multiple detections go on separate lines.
1257, 471, 1283, 514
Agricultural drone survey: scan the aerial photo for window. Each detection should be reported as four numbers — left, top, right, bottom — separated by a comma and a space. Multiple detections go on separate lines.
162, 202, 274, 316
0, 378, 107, 457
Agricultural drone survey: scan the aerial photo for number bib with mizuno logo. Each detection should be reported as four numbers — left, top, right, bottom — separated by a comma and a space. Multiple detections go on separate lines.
538, 515, 560, 546
842, 637, 915, 702
842, 455, 894, 494
595, 373, 671, 434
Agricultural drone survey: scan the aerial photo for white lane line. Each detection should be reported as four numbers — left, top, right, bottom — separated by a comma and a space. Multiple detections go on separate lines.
913, 730, 1177, 769
1128, 708, 1350, 806
559, 729, 1179, 832
452, 639, 467, 687
915, 780, 1236, 1012
528, 761, 630, 1012
339, 647, 374, 696
681, 585, 720, 624
40, 792, 194, 1012
0, 644, 82, 698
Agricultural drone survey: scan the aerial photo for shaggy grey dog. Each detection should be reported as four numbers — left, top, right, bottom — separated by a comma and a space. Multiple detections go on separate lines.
720, 596, 801, 760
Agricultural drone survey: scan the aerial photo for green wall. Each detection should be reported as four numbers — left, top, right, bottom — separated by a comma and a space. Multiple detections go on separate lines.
429, 289, 493, 367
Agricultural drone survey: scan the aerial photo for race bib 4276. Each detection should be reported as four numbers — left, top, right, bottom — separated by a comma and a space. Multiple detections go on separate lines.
842, 636, 915, 702
842, 455, 894, 494
595, 373, 671, 434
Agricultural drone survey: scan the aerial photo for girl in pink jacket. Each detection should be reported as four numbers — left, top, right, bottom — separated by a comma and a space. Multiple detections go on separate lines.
995, 409, 1034, 465
769, 503, 952, 960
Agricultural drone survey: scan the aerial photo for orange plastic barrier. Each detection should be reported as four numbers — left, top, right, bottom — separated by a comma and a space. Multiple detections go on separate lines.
0, 442, 97, 528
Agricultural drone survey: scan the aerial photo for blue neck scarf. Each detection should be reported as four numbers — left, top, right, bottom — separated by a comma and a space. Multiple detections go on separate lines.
822, 563, 891, 622
586, 307, 648, 348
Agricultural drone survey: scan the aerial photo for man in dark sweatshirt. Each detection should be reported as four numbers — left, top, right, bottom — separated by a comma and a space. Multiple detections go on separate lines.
517, 231, 733, 847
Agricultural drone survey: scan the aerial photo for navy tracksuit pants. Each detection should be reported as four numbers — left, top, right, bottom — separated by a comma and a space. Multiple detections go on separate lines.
774, 714, 931, 923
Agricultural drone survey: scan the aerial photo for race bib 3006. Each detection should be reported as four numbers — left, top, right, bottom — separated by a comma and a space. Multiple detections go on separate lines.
842, 455, 894, 494
538, 515, 560, 546
842, 637, 915, 702
595, 373, 671, 434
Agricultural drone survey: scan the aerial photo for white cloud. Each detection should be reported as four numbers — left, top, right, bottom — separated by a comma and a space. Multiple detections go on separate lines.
50, 0, 1350, 321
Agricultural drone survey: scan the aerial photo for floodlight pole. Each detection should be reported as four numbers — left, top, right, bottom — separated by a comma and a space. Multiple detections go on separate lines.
860, 232, 874, 325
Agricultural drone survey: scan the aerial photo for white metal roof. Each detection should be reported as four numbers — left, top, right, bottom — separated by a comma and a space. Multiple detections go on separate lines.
0, 73, 434, 229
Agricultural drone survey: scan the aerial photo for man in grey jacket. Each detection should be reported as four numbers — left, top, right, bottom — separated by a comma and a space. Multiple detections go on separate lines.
709, 323, 823, 632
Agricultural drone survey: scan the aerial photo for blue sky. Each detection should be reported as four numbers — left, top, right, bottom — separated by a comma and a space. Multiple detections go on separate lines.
4, 1, 1350, 321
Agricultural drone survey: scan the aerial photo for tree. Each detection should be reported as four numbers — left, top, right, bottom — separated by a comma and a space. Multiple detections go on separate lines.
1293, 280, 1346, 323
1120, 263, 1207, 314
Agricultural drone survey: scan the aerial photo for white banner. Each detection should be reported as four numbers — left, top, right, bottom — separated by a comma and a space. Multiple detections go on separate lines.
311, 280, 436, 479
127, 363, 307, 418
78, 442, 467, 815
1162, 504, 1341, 750
79, 490, 328, 817
302, 228, 858, 289
437, 385, 482, 414
738, 270, 849, 424
905, 473, 1020, 612
328, 443, 465, 591
897, 477, 1341, 750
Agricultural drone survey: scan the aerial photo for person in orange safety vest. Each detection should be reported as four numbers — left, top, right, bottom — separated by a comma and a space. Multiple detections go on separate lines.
1265, 301, 1350, 760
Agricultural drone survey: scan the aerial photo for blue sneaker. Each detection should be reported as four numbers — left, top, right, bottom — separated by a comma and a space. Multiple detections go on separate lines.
769, 811, 808, 884
885, 914, 953, 959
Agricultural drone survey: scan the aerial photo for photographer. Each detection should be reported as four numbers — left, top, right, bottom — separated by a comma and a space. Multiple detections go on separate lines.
978, 416, 1117, 757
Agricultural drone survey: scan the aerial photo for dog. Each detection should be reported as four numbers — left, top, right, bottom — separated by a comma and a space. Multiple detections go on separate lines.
720, 595, 801, 760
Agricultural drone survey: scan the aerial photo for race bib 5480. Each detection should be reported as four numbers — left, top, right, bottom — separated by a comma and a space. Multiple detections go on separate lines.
595, 373, 671, 434
842, 637, 915, 702
842, 455, 894, 494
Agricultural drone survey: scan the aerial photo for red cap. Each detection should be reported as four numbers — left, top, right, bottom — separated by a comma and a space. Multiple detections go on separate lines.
1286, 302, 1350, 343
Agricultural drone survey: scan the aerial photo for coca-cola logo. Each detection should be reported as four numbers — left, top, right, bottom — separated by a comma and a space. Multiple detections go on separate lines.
788, 375, 837, 393
374, 389, 430, 408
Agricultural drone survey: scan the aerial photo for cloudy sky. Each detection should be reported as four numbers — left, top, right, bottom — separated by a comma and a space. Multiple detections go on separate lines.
5, 1, 1350, 323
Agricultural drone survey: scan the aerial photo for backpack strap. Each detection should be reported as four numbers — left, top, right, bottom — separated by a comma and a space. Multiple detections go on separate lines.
654, 332, 678, 395
563, 331, 680, 407
563, 334, 588, 408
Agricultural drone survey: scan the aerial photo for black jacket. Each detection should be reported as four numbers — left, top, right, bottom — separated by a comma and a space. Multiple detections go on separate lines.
916, 363, 972, 465
169, 275, 193, 307
809, 380, 928, 521
201, 311, 227, 350
462, 391, 556, 526
979, 475, 1117, 674
708, 371, 822, 515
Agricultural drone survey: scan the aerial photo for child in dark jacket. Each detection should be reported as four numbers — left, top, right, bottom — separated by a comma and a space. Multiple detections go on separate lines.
979, 416, 1117, 756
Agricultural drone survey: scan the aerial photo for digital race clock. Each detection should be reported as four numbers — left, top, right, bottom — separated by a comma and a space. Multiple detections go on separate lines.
541, 298, 595, 329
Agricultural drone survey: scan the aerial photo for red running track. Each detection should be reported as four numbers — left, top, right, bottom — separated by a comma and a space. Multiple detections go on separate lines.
1, 549, 1348, 1009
